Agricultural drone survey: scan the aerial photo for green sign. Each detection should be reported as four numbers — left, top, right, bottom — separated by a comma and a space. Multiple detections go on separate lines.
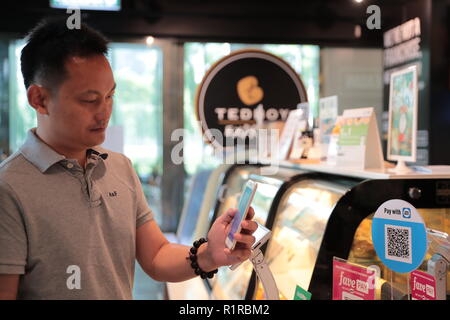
338, 118, 370, 146
293, 285, 312, 300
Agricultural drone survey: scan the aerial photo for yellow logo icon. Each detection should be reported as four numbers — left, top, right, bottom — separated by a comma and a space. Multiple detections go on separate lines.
236, 75, 264, 106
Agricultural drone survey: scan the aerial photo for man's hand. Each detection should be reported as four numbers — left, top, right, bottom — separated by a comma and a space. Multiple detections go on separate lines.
202, 207, 258, 268
136, 206, 258, 282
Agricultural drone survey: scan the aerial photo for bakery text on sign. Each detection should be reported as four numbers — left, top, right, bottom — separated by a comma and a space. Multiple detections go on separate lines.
383, 18, 421, 68
214, 75, 291, 139
215, 104, 290, 139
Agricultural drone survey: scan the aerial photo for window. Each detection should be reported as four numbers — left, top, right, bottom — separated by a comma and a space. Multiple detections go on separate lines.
108, 43, 164, 223
9, 40, 36, 153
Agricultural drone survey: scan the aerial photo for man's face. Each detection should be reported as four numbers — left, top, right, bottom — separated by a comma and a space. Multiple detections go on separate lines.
45, 54, 115, 150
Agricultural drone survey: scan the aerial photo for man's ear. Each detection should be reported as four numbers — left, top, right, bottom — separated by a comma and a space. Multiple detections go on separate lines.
27, 85, 51, 116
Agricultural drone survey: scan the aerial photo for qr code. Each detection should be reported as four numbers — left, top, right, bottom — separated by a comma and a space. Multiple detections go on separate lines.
384, 224, 412, 264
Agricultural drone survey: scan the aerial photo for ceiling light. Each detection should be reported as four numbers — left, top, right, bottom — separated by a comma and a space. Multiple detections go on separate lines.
146, 36, 154, 46
354, 25, 362, 38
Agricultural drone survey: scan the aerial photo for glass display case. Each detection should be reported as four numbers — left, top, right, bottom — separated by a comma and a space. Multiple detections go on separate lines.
210, 165, 309, 299
175, 168, 214, 245
229, 167, 450, 300
347, 209, 449, 300
308, 178, 450, 300
171, 161, 450, 300
167, 163, 233, 245
250, 175, 361, 300
210, 164, 267, 224
191, 164, 234, 242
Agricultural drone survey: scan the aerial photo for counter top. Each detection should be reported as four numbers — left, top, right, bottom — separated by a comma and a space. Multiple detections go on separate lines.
268, 160, 450, 180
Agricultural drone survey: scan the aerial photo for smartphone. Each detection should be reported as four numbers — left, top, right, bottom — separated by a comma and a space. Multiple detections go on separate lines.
225, 180, 258, 251
229, 222, 271, 270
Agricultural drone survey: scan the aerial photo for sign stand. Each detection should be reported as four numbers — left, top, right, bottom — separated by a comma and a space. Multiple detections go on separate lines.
335, 107, 384, 170
318, 96, 338, 159
391, 159, 413, 174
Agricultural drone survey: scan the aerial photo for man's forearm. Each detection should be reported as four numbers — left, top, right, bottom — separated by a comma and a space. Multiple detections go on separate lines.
145, 242, 218, 282
0, 274, 19, 300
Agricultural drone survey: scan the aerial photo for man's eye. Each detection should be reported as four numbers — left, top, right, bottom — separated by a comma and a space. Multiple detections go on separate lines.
81, 99, 96, 104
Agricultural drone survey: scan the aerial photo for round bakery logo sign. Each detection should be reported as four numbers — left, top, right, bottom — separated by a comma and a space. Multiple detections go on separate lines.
196, 49, 308, 149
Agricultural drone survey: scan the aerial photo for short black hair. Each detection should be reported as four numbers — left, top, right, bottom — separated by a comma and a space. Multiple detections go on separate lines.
21, 17, 109, 90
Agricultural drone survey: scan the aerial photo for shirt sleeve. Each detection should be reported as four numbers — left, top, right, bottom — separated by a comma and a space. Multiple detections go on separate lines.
0, 180, 27, 274
125, 158, 154, 228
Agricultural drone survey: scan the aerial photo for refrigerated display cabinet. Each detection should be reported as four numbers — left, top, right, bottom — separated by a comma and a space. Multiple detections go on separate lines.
166, 163, 274, 299
247, 173, 450, 300
168, 160, 450, 300
209, 166, 337, 300
248, 172, 362, 300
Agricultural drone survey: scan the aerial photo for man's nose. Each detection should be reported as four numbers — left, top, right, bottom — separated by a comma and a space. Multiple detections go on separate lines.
95, 99, 112, 122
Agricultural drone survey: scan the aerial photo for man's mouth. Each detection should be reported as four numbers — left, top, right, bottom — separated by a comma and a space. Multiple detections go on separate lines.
90, 126, 106, 132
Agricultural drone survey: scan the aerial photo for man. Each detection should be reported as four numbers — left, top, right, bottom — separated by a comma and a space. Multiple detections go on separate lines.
0, 18, 257, 299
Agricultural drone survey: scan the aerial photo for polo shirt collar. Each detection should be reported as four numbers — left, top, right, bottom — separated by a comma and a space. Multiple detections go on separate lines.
20, 128, 109, 173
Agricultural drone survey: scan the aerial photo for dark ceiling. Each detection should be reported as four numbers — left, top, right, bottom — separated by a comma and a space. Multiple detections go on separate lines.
0, 0, 446, 46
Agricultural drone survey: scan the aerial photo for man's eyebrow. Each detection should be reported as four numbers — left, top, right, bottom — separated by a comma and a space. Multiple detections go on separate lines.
81, 83, 116, 95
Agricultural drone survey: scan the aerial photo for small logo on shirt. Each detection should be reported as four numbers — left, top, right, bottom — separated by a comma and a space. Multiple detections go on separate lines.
108, 191, 118, 197
66, 265, 81, 290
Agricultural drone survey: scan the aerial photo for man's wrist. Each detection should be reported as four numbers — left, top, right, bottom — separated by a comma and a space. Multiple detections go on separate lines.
196, 242, 219, 272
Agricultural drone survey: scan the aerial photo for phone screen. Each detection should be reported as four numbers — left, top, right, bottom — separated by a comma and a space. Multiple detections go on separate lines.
227, 184, 254, 241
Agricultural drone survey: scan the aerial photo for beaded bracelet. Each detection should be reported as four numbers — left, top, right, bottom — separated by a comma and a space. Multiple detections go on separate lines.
188, 237, 218, 279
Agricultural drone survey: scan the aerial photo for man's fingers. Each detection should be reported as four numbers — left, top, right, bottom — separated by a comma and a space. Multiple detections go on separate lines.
245, 206, 255, 220
224, 247, 252, 262
220, 208, 237, 224
233, 233, 256, 247
240, 220, 258, 235
221, 207, 254, 227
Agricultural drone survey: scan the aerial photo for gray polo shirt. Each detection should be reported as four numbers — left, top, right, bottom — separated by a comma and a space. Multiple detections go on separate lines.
0, 129, 153, 299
